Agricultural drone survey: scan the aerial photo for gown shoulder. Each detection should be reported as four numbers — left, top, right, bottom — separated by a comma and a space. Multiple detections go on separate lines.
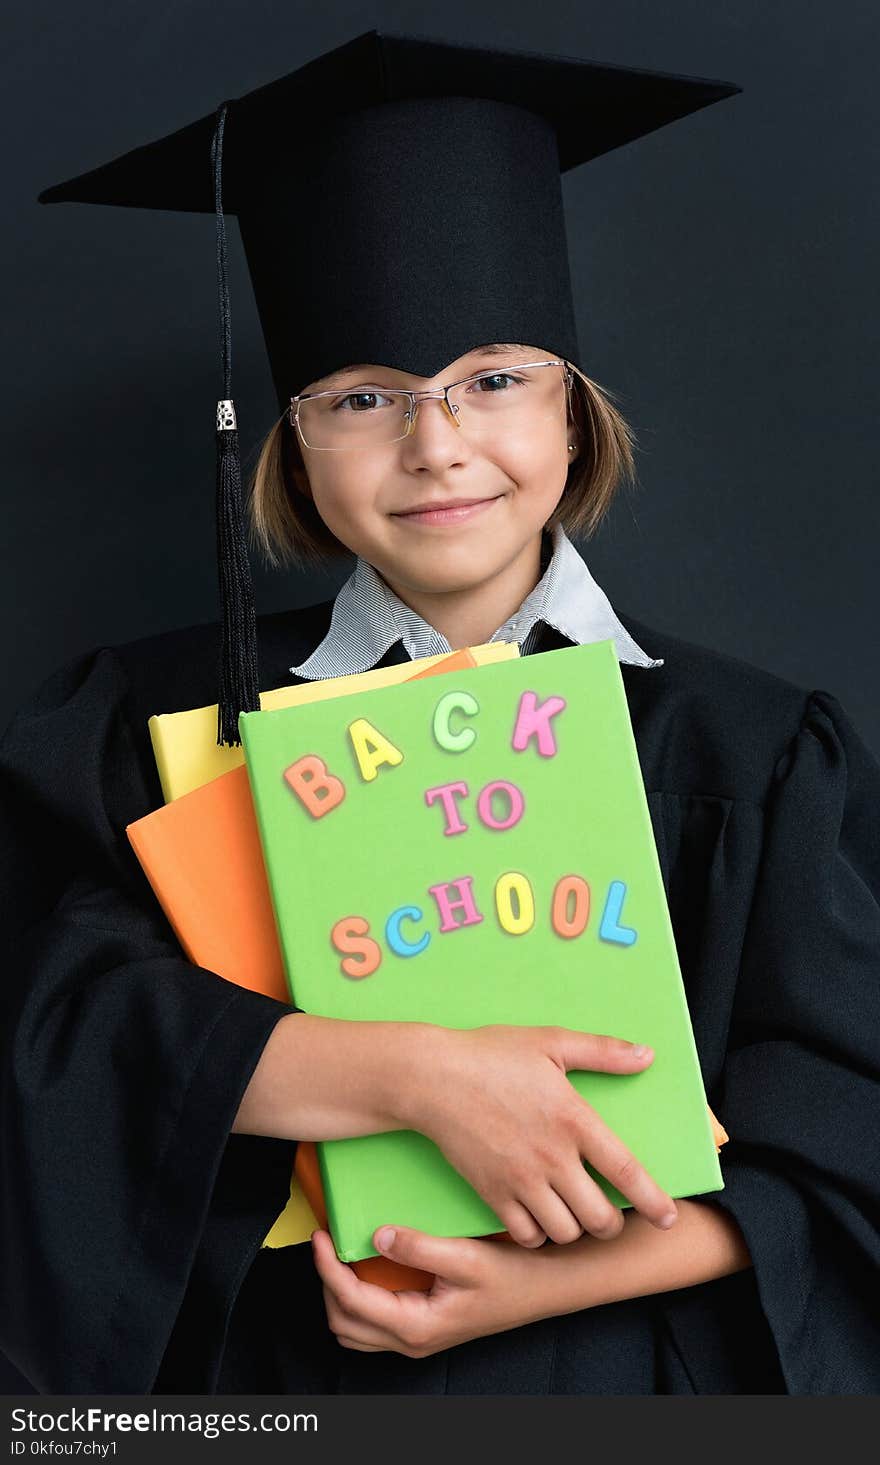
615, 608, 839, 804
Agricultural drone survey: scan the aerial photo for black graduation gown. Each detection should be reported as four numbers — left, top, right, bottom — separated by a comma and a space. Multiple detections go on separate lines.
1, 602, 878, 1395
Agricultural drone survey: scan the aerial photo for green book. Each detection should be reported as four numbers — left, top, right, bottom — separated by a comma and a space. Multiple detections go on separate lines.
240, 641, 723, 1262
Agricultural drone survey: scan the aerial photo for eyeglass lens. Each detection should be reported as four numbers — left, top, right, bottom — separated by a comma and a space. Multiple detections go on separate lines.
295, 362, 568, 450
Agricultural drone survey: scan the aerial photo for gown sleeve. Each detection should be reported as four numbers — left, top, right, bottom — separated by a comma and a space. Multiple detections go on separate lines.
0, 646, 298, 1393
689, 688, 880, 1394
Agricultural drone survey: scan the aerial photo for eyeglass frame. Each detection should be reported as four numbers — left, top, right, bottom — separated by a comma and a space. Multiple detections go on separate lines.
288, 358, 578, 451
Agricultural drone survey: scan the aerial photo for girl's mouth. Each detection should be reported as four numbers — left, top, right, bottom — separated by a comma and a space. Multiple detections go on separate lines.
391, 497, 501, 526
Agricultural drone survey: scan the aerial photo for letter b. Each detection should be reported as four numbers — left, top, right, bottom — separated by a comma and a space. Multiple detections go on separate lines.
284, 755, 345, 818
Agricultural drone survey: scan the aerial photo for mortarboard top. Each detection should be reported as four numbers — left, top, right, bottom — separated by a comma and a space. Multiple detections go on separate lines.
38, 30, 741, 742
39, 30, 741, 401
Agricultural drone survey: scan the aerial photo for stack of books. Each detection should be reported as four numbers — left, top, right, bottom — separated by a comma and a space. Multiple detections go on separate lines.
128, 639, 725, 1287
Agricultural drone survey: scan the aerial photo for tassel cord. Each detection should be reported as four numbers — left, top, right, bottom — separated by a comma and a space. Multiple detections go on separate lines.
211, 100, 259, 746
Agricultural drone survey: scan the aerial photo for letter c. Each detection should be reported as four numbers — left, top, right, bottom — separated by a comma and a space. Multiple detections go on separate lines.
385, 906, 431, 957
433, 690, 480, 752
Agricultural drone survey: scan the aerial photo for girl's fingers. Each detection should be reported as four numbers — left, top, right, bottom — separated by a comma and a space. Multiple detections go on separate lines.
311, 1230, 404, 1331
576, 1118, 678, 1229
512, 1183, 587, 1246
319, 1267, 436, 1357
556, 1030, 656, 1075
549, 1164, 625, 1241
370, 1224, 482, 1284
322, 1290, 395, 1350
493, 1198, 548, 1249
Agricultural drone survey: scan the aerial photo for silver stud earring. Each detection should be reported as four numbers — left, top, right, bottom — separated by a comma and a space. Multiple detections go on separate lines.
568, 443, 576, 452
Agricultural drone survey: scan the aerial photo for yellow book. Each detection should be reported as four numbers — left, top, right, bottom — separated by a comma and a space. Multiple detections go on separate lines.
146, 641, 520, 1248
150, 641, 519, 803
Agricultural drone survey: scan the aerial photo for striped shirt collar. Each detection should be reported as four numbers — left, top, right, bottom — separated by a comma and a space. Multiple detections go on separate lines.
291, 522, 663, 678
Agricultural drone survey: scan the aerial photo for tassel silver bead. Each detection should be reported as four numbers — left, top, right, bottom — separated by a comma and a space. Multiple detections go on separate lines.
217, 399, 237, 431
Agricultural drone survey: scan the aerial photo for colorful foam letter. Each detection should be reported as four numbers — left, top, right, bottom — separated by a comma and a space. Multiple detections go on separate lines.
599, 880, 638, 946
511, 691, 567, 757
284, 755, 345, 819
494, 871, 535, 935
476, 780, 525, 832
433, 690, 480, 752
551, 875, 591, 938
347, 718, 404, 783
385, 906, 431, 957
427, 876, 484, 934
425, 781, 470, 836
330, 917, 382, 977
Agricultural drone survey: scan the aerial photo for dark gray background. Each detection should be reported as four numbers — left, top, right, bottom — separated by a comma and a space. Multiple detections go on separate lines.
4, 0, 879, 751
0, 0, 877, 1396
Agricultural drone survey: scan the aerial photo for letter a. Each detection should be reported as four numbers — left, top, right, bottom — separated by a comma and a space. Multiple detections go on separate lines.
284, 755, 345, 819
348, 718, 404, 783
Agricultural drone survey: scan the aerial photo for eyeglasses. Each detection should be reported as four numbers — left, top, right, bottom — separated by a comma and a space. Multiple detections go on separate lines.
289, 359, 574, 451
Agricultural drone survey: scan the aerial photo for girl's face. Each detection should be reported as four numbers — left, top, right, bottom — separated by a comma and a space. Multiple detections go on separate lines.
295, 343, 575, 599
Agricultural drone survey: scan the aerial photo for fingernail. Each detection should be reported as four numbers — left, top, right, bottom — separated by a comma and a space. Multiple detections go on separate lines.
632, 1045, 653, 1060
375, 1226, 396, 1251
659, 1210, 678, 1229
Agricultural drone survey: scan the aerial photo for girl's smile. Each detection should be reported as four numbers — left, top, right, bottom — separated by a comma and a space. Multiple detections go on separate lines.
390, 495, 504, 526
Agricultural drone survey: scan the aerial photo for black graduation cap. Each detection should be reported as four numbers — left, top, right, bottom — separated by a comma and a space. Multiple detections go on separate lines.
38, 30, 741, 744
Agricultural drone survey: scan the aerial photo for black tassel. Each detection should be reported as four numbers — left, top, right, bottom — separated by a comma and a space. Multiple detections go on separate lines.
216, 406, 259, 746
211, 100, 260, 747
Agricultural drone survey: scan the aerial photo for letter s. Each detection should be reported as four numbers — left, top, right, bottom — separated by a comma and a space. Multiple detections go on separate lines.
330, 917, 382, 978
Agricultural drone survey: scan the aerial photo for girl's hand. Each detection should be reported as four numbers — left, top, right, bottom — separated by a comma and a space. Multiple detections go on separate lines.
398, 1024, 677, 1246
312, 1225, 563, 1358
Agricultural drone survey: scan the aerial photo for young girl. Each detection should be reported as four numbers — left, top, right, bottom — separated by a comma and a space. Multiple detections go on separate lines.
3, 32, 878, 1396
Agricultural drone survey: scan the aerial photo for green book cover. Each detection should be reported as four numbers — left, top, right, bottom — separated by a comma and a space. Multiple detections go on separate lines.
240, 641, 723, 1262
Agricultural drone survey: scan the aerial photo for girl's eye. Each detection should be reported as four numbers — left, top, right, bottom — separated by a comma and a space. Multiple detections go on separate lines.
333, 390, 394, 413
470, 372, 521, 393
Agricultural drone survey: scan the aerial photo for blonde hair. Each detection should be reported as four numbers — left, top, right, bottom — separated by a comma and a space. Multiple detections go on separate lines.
247, 361, 637, 568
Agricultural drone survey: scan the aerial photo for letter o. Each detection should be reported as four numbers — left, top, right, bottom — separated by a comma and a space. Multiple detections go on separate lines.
476, 780, 525, 832
552, 876, 591, 938
495, 871, 535, 935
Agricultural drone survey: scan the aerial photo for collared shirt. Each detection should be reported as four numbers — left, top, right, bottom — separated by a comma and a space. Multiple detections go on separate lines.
290, 521, 664, 678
